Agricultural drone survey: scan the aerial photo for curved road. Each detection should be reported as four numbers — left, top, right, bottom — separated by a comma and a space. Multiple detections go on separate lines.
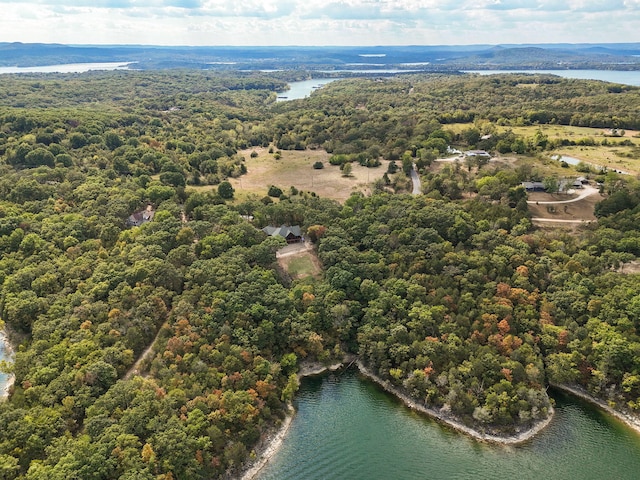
411, 164, 422, 195
531, 218, 594, 224
527, 185, 598, 205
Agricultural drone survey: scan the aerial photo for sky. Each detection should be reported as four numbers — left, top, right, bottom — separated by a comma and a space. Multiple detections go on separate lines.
1, 0, 639, 46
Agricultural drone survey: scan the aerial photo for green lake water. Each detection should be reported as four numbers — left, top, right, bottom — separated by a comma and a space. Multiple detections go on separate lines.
258, 369, 640, 480
0, 331, 9, 393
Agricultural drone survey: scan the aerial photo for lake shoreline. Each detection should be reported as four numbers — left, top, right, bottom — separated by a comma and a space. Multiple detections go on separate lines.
551, 383, 640, 436
241, 355, 557, 479
356, 360, 554, 445
238, 356, 351, 480
238, 406, 295, 480
239, 364, 640, 478
0, 328, 15, 400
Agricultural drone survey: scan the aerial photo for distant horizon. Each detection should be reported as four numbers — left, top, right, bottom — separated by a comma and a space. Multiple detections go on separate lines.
1, 1, 639, 47
3, 41, 640, 49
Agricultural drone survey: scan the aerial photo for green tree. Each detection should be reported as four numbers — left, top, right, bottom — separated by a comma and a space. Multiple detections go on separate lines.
218, 181, 235, 199
543, 177, 559, 194
105, 132, 123, 151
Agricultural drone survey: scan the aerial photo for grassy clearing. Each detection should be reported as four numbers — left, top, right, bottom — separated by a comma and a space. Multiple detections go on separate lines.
500, 124, 639, 140
503, 125, 640, 173
442, 123, 640, 174
222, 147, 390, 203
443, 122, 640, 140
552, 146, 640, 174
285, 256, 318, 279
278, 251, 322, 281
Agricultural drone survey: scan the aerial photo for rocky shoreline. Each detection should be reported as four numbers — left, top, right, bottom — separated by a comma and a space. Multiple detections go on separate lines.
0, 328, 14, 400
238, 356, 353, 480
238, 406, 294, 480
551, 383, 640, 436
239, 355, 557, 479
355, 360, 554, 445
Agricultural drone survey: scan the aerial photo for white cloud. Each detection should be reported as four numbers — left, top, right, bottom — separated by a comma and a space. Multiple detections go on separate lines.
0, 0, 638, 45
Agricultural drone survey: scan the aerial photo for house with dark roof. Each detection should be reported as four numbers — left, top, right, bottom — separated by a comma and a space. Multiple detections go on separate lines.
126, 208, 155, 227
262, 225, 303, 243
521, 181, 546, 192
559, 179, 584, 191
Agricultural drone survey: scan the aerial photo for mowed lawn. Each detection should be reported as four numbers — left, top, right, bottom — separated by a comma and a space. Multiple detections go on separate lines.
281, 254, 321, 280
227, 147, 390, 203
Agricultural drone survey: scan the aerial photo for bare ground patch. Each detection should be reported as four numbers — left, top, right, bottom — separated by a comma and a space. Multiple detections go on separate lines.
618, 261, 640, 274
528, 192, 601, 222
526, 191, 581, 203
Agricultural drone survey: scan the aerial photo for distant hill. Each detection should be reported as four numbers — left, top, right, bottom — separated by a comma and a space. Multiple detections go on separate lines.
1, 42, 639, 71
441, 45, 640, 69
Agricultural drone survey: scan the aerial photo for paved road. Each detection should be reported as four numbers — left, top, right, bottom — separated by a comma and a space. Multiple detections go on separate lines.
411, 164, 422, 195
527, 185, 598, 205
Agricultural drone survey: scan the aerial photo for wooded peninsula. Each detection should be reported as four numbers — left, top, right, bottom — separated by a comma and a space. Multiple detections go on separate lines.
0, 70, 639, 479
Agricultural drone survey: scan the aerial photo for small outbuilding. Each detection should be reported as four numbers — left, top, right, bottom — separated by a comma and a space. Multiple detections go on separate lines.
465, 150, 491, 158
576, 176, 589, 185
262, 225, 303, 243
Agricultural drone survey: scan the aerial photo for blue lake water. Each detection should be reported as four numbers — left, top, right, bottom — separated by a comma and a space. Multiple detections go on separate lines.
464, 69, 640, 86
258, 370, 640, 480
279, 69, 640, 101
276, 78, 342, 101
0, 62, 134, 74
0, 331, 10, 395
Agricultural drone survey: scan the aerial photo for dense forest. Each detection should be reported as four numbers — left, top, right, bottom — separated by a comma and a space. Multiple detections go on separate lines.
0, 70, 639, 479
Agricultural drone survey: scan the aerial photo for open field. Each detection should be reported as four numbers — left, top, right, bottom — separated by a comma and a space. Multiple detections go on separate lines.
502, 124, 640, 174
502, 124, 640, 140
224, 147, 389, 203
552, 147, 639, 175
444, 122, 640, 140
527, 189, 601, 222
442, 123, 640, 174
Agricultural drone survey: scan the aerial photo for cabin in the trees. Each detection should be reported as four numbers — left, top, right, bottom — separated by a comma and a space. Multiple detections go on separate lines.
262, 225, 303, 243
127, 207, 155, 227
521, 181, 545, 192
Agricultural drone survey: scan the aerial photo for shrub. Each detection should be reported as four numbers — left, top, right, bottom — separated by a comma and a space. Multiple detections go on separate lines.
313, 161, 324, 169
268, 185, 283, 197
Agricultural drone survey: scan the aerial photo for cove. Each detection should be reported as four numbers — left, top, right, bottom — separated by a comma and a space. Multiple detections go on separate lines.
276, 79, 341, 101
258, 370, 640, 480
